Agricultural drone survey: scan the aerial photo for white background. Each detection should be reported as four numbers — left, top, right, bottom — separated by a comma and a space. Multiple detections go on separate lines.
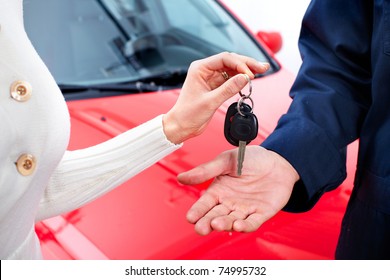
223, 0, 311, 74
3, 260, 388, 280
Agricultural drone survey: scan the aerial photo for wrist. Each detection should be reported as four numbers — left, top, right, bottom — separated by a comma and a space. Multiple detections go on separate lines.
162, 112, 187, 144
271, 150, 300, 183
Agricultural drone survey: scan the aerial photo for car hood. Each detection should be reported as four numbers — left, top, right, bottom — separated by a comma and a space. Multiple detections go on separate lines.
37, 69, 351, 260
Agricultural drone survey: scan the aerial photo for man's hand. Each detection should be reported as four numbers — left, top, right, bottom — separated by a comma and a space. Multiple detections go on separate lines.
178, 146, 299, 235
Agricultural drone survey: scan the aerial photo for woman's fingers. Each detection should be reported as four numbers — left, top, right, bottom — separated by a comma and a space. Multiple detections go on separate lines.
196, 52, 270, 77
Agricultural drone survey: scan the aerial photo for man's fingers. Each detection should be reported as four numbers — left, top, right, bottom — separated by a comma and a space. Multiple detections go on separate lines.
193, 209, 267, 235
191, 204, 231, 235
210, 209, 248, 231
178, 152, 232, 185
233, 213, 266, 232
186, 192, 219, 224
177, 165, 214, 186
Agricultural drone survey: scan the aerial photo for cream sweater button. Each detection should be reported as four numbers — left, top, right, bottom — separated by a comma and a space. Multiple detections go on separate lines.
16, 154, 36, 176
10, 80, 32, 102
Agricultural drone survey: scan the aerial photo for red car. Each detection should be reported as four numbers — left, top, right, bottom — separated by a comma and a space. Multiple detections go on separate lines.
25, 0, 356, 259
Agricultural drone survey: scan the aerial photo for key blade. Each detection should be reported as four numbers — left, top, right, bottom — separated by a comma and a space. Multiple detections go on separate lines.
237, 140, 247, 176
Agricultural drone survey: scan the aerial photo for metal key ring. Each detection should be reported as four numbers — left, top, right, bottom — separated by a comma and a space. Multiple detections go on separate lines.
238, 74, 252, 98
237, 95, 254, 116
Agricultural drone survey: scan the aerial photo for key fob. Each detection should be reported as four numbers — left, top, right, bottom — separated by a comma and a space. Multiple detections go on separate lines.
224, 102, 253, 146
230, 112, 258, 144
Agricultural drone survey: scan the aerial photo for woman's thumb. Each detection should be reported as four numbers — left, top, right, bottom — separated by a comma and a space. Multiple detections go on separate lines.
213, 74, 249, 104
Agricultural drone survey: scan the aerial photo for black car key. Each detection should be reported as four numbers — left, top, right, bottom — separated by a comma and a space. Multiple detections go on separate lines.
224, 101, 258, 175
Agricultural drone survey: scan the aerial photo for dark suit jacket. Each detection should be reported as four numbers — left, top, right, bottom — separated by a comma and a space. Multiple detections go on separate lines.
262, 0, 390, 216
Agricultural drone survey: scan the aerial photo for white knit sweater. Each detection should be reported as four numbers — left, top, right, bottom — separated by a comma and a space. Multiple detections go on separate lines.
0, 0, 181, 259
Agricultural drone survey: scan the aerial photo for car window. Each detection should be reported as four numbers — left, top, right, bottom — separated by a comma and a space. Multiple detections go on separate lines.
161, 0, 266, 59
24, 0, 273, 87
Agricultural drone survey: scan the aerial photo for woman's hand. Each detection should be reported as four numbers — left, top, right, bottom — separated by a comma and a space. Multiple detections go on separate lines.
163, 52, 269, 144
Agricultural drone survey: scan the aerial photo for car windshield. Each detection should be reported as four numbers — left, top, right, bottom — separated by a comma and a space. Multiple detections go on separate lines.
24, 0, 273, 87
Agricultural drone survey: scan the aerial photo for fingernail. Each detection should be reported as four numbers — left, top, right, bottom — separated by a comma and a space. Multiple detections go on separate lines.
236, 74, 249, 87
242, 71, 254, 80
260, 62, 270, 71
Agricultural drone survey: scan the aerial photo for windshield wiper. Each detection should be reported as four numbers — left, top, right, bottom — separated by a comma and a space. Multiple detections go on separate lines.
58, 81, 176, 101
136, 68, 188, 86
58, 68, 187, 101
59, 82, 162, 93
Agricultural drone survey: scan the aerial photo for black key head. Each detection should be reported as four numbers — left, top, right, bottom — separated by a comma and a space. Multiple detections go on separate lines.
224, 102, 256, 146
224, 102, 239, 146
230, 112, 258, 144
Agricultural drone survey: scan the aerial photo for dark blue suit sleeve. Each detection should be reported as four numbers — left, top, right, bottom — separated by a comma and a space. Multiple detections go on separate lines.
261, 0, 372, 212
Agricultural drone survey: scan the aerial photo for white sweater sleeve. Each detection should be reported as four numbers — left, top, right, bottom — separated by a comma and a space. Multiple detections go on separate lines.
36, 115, 182, 221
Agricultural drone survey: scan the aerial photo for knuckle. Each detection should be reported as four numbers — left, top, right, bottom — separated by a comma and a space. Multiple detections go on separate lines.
219, 51, 230, 57
224, 82, 236, 95
189, 59, 202, 71
224, 78, 242, 96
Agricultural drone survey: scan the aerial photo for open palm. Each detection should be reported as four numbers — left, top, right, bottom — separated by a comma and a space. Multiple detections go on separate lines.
178, 146, 299, 235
